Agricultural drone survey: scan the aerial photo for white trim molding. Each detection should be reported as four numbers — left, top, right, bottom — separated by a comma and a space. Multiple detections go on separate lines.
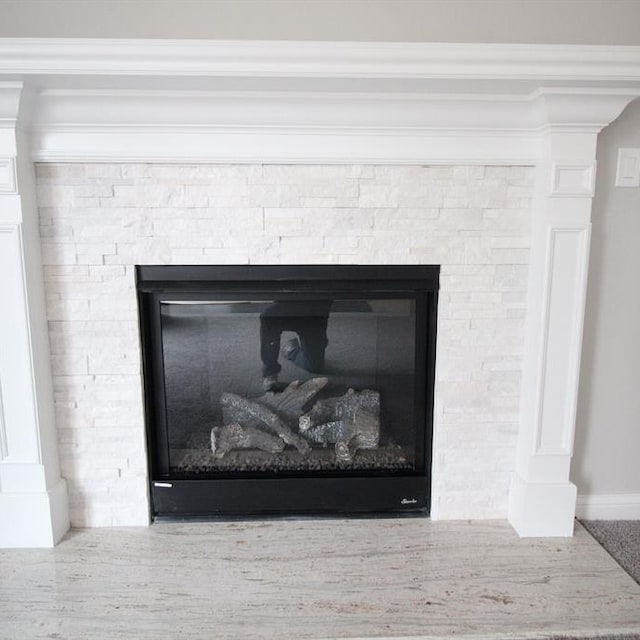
0, 157, 17, 193
2, 40, 635, 165
0, 81, 69, 547
1, 40, 640, 544
26, 87, 639, 165
550, 162, 596, 197
577, 494, 640, 520
1, 40, 640, 81
25, 85, 543, 165
534, 225, 592, 457
0, 377, 7, 461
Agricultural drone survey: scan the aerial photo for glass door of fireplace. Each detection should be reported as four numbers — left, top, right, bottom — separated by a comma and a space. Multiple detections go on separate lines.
158, 294, 422, 477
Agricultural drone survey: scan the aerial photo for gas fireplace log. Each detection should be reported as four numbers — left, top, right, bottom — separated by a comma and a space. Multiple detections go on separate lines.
305, 410, 380, 460
304, 420, 348, 444
220, 392, 312, 455
305, 410, 379, 447
351, 406, 380, 450
336, 388, 381, 421
301, 391, 380, 461
210, 423, 286, 458
258, 377, 329, 425
300, 388, 381, 433
298, 397, 340, 433
335, 437, 357, 463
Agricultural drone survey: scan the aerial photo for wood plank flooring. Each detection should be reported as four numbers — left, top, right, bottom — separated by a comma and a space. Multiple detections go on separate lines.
1, 519, 639, 639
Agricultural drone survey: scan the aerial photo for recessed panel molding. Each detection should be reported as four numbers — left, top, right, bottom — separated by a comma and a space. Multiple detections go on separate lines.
550, 162, 596, 197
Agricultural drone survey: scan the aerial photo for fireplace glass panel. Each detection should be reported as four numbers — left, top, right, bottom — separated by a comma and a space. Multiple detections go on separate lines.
160, 296, 418, 475
137, 265, 438, 517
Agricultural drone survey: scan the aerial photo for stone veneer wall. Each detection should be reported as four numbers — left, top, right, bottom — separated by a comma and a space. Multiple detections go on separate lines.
36, 163, 533, 527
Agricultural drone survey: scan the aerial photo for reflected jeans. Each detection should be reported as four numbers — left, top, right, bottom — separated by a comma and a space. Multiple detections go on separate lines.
260, 314, 329, 377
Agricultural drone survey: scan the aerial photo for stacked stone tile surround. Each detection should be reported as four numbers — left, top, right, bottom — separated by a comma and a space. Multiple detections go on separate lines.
35, 163, 533, 527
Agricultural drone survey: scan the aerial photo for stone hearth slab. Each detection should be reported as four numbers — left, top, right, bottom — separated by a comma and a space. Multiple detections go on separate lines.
1, 519, 639, 639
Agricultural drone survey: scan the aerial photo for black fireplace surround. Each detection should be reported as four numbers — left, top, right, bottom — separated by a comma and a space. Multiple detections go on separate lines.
136, 265, 439, 519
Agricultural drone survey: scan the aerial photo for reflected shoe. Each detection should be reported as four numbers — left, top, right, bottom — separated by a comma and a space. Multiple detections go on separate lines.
262, 374, 278, 391
281, 337, 301, 361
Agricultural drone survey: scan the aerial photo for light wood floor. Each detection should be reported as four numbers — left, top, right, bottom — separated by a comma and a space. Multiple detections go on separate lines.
1, 519, 639, 640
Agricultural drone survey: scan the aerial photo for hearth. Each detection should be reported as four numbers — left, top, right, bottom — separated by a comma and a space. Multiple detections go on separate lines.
137, 265, 439, 518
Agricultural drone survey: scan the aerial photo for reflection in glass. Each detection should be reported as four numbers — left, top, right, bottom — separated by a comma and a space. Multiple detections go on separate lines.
160, 298, 417, 475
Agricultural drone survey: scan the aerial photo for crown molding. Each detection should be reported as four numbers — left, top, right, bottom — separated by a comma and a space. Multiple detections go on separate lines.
25, 86, 638, 164
0, 83, 23, 124
1, 41, 639, 164
31, 127, 542, 165
1, 39, 640, 83
532, 88, 640, 132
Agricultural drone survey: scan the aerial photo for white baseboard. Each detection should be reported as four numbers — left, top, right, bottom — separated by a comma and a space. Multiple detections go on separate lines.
508, 476, 577, 537
576, 493, 640, 520
0, 478, 69, 548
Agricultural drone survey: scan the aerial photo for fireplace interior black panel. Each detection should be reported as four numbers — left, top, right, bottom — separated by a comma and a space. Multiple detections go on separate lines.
136, 265, 439, 518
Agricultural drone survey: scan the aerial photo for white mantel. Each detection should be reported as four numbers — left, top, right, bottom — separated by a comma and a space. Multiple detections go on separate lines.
1, 39, 639, 546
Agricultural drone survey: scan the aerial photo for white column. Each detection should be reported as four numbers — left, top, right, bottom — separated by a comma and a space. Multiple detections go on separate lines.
508, 90, 637, 537
0, 83, 69, 547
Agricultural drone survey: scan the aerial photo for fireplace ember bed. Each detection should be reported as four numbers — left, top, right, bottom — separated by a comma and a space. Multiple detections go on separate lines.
137, 265, 439, 519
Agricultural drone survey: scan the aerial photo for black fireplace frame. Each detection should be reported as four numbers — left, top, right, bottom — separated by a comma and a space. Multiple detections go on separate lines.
136, 265, 439, 519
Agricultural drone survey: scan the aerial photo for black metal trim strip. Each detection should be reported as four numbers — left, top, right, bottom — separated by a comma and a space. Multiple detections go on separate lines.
152, 476, 429, 518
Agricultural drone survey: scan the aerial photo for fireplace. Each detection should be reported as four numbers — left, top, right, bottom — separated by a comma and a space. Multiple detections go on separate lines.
137, 265, 439, 517
2, 41, 638, 545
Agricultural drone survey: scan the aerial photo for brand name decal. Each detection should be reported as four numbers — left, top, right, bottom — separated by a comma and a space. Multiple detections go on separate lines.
401, 498, 418, 505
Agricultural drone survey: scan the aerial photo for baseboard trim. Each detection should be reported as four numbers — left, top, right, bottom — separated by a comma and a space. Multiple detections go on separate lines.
576, 493, 640, 520
0, 478, 69, 548
508, 475, 577, 537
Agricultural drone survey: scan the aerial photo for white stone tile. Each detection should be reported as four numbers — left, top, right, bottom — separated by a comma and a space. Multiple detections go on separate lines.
84, 164, 123, 179
246, 184, 301, 207
35, 162, 535, 524
359, 183, 400, 207
113, 184, 187, 207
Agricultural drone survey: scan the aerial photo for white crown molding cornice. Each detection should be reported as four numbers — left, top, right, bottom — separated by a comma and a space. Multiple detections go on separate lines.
25, 87, 640, 165
0, 83, 23, 126
531, 88, 640, 133
28, 88, 540, 164
1, 39, 640, 83
1, 40, 639, 164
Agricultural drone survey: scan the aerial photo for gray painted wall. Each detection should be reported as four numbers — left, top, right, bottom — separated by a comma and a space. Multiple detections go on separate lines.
1, 0, 639, 497
1, 0, 640, 44
572, 99, 640, 497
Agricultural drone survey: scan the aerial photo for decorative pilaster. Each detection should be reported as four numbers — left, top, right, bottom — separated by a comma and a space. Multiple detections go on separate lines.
0, 83, 69, 547
508, 90, 637, 536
